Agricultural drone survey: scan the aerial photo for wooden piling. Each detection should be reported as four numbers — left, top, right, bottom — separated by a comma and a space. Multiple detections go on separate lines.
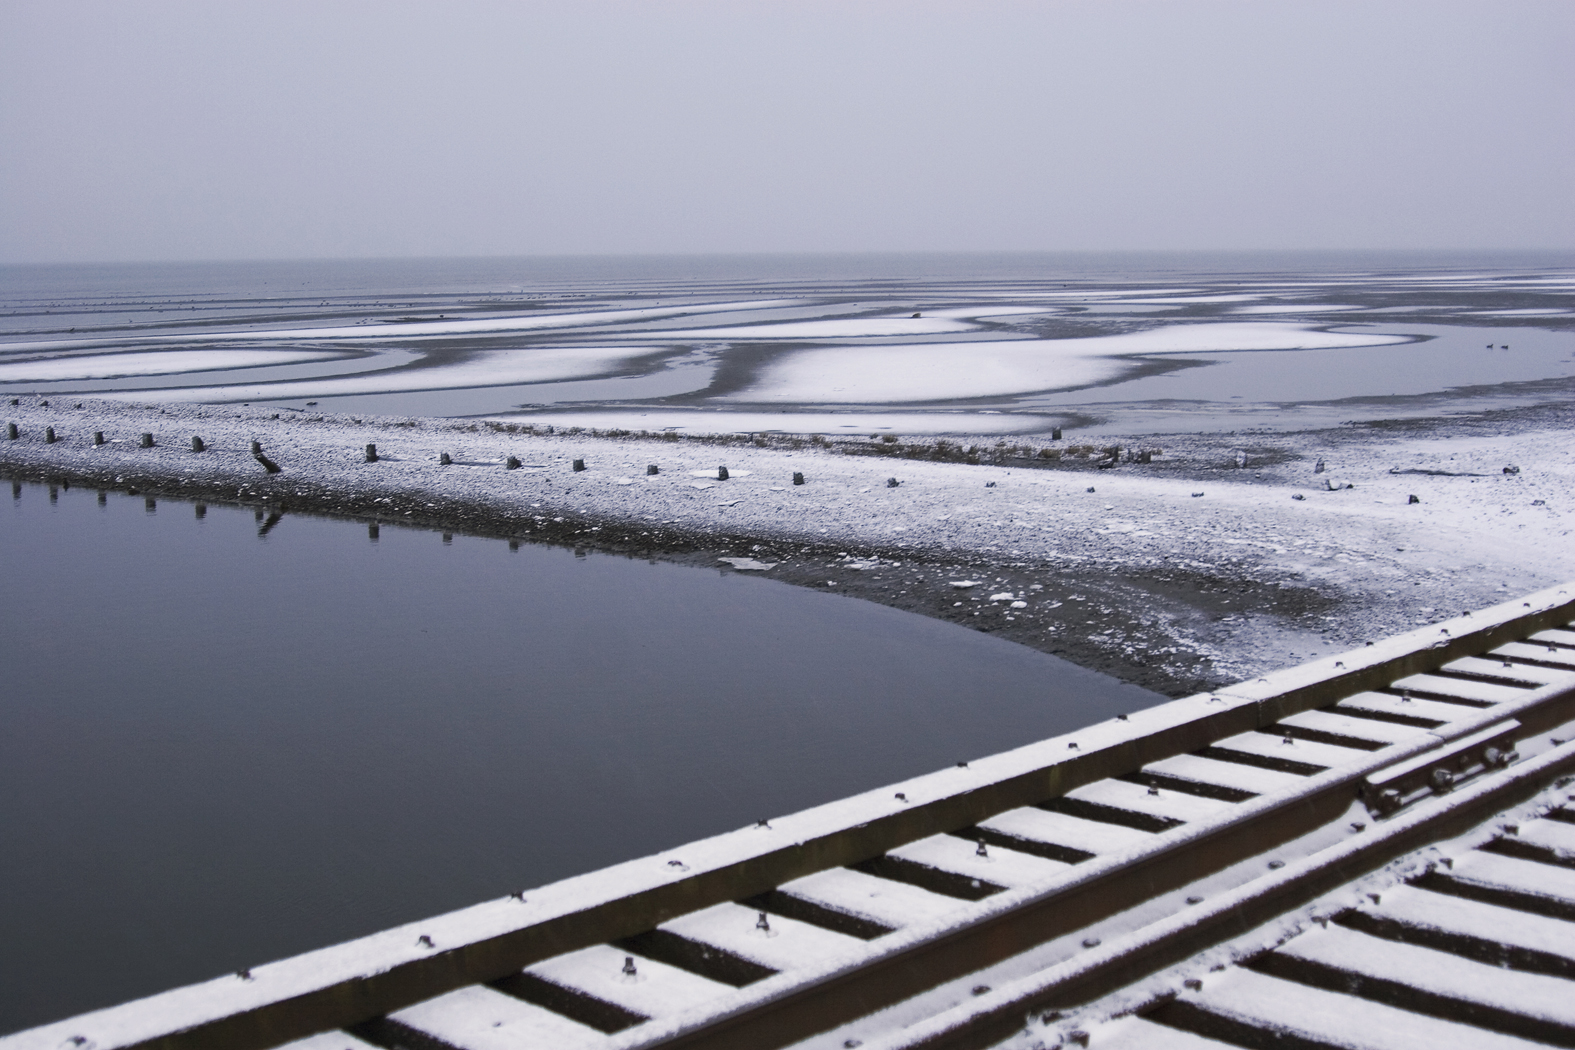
251, 441, 282, 474
140, 433, 154, 448
365, 443, 378, 463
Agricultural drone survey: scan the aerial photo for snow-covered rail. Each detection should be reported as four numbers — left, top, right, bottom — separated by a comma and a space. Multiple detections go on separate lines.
7, 585, 1575, 1050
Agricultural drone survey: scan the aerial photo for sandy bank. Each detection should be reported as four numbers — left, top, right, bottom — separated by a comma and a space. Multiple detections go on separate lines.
4, 396, 1571, 697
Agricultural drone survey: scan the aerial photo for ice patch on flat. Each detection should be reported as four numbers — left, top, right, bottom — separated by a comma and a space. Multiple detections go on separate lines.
626, 316, 980, 340
1232, 304, 1362, 314
921, 306, 1062, 319
106, 346, 651, 403
737, 323, 1411, 403
492, 410, 1046, 436
0, 349, 340, 382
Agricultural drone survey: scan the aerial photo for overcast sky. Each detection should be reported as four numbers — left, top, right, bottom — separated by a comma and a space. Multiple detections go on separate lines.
2, 0, 1571, 264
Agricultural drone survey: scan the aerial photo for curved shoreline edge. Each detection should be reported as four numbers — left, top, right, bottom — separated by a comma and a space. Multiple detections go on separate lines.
5, 395, 1572, 698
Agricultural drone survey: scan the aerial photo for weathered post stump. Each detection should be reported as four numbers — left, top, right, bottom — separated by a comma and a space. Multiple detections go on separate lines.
45, 427, 56, 443
365, 443, 378, 463
250, 441, 282, 474
647, 464, 659, 475
6, 423, 18, 439
506, 456, 521, 469
439, 452, 452, 466
191, 436, 205, 452
140, 433, 154, 448
572, 458, 586, 472
93, 431, 104, 445
717, 466, 729, 481
793, 472, 805, 485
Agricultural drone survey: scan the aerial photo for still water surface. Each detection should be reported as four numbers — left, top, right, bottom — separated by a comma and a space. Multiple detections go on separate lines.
0, 480, 1159, 1032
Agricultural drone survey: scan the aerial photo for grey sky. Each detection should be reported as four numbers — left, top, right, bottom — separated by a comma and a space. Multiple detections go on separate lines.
2, 0, 1570, 264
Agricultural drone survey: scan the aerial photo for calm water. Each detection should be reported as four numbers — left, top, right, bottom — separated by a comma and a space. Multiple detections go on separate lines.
0, 480, 1160, 1033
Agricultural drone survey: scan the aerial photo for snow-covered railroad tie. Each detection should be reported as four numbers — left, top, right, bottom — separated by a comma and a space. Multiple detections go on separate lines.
5, 585, 1575, 1050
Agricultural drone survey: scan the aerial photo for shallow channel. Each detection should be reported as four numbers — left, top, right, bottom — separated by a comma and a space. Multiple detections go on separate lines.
0, 479, 1161, 1033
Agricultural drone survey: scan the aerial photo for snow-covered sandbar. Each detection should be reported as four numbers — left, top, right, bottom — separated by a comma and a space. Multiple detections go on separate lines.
4, 394, 1569, 698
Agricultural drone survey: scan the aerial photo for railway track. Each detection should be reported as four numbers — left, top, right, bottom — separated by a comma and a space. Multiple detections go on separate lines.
7, 584, 1575, 1050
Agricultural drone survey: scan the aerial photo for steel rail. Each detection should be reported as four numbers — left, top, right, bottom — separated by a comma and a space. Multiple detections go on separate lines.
860, 741, 1575, 1050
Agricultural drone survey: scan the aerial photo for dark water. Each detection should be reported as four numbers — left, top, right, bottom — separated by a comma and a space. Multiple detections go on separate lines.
0, 480, 1160, 1033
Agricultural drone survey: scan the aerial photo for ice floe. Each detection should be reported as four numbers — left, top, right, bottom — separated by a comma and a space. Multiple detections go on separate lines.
736, 323, 1412, 403
108, 346, 654, 403
0, 349, 342, 382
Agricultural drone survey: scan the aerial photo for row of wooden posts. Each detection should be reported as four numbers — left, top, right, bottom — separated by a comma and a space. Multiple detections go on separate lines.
6, 427, 810, 485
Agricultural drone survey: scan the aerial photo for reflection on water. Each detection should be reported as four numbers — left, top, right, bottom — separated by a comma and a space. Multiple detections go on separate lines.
0, 480, 1159, 1033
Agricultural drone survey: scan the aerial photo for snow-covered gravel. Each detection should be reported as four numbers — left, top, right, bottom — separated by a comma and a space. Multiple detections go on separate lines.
3, 394, 1571, 696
